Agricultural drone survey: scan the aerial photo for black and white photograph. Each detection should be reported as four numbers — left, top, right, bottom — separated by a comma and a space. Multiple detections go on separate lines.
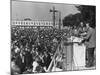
11, 0, 96, 75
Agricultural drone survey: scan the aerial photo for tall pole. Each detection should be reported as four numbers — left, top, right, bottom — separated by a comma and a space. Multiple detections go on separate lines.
59, 11, 61, 29
53, 7, 55, 27
50, 6, 58, 28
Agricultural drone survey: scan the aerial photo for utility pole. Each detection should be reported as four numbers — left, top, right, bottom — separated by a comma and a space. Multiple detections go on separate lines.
50, 6, 58, 28
59, 11, 61, 29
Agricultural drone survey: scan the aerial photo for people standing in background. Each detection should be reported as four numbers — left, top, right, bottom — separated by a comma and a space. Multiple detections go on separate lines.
78, 22, 84, 33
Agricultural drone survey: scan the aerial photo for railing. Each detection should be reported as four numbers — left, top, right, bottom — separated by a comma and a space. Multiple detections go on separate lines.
47, 42, 62, 72
11, 21, 59, 26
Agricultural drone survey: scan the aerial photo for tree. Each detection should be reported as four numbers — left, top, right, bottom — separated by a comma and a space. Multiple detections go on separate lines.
76, 5, 96, 28
63, 5, 96, 28
63, 13, 82, 27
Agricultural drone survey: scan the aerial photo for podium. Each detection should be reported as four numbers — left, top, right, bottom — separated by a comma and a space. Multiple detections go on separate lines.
62, 36, 86, 71
73, 43, 86, 69
63, 41, 73, 71
72, 37, 86, 69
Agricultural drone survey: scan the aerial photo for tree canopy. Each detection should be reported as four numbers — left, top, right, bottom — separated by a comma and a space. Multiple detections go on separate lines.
63, 5, 96, 28
63, 13, 82, 27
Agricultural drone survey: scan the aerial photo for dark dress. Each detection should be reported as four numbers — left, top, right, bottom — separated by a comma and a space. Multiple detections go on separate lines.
24, 51, 33, 69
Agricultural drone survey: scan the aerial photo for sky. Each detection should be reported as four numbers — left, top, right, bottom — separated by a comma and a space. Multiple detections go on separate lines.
11, 1, 80, 21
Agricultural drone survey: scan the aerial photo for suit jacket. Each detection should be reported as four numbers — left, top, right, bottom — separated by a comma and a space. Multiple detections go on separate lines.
84, 27, 96, 48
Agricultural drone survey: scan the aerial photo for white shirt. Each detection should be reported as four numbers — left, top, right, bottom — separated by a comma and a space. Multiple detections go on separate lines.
32, 61, 39, 72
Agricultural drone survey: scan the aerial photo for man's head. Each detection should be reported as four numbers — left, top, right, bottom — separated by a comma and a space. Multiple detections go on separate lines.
86, 22, 90, 29
85, 21, 95, 29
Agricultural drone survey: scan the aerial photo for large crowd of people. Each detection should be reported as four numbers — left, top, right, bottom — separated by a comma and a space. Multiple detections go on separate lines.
11, 21, 96, 75
11, 26, 70, 74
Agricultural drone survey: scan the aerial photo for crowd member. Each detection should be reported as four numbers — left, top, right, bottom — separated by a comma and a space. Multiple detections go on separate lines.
24, 47, 33, 70
11, 58, 21, 75
32, 56, 39, 73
